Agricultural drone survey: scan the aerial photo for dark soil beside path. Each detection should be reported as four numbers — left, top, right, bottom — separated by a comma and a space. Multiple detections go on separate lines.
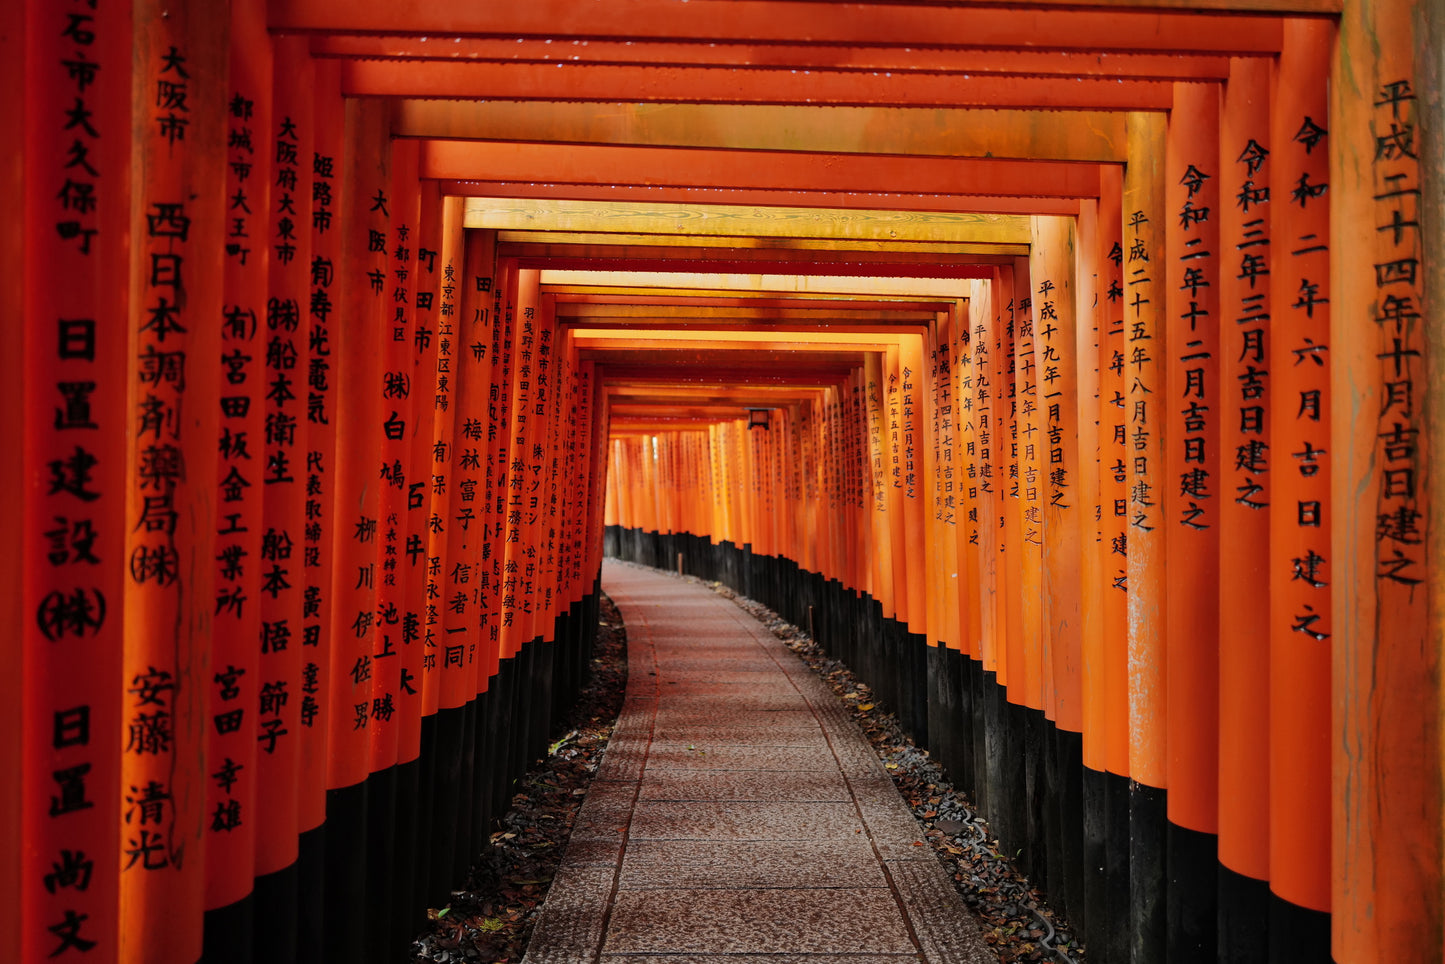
407, 594, 628, 964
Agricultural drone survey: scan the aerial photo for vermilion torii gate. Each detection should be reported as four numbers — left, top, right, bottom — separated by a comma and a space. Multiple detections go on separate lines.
2, 1, 1439, 963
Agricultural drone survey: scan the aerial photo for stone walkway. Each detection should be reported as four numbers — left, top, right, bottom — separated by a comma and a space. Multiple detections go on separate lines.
520, 560, 995, 964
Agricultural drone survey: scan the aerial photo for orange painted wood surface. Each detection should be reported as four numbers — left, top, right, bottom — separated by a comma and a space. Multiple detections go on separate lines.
1123, 111, 1168, 789
1269, 21, 1334, 914
1215, 53, 1274, 881
1163, 81, 1223, 836
1033, 216, 1084, 733
121, 3, 228, 960
1330, 0, 1440, 956
20, 2, 134, 960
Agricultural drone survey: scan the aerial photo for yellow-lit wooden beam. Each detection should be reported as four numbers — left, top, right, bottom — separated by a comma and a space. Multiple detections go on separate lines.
541, 269, 977, 299
464, 198, 1031, 244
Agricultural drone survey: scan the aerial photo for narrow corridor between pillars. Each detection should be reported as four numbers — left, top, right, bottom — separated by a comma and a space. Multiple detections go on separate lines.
523, 559, 992, 963
604, 530, 1333, 964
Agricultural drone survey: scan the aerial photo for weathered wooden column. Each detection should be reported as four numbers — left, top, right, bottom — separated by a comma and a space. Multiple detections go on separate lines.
122, 3, 228, 961
19, 3, 134, 962
1123, 108, 1168, 964
1332, 0, 1442, 958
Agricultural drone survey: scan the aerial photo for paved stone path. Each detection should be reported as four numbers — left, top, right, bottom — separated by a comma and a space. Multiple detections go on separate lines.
521, 560, 995, 964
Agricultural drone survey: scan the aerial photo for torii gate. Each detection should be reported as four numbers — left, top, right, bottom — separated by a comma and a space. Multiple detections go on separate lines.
2, 1, 1439, 963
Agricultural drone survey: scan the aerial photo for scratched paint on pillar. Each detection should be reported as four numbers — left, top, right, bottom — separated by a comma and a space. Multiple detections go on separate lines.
1123, 112, 1167, 786
1367, 79, 1425, 627
123, 13, 226, 960
22, 3, 132, 959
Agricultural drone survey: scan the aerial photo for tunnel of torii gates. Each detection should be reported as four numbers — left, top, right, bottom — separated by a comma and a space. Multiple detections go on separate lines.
2, 0, 1443, 963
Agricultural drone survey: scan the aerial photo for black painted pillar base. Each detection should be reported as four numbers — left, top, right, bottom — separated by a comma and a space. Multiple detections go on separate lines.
1268, 890, 1332, 964
1218, 864, 1269, 964
200, 893, 254, 964
322, 782, 367, 964
1129, 781, 1168, 964
296, 824, 325, 963
1166, 820, 1218, 963
251, 860, 298, 964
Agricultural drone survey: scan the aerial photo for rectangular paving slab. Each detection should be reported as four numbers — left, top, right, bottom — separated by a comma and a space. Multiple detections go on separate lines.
520, 561, 995, 964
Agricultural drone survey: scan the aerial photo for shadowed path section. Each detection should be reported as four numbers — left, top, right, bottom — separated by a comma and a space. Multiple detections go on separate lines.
520, 560, 996, 964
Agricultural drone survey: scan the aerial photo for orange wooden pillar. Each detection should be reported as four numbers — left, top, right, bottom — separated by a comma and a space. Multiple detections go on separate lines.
1072, 190, 1114, 956
969, 279, 1002, 678
1088, 162, 1134, 964
249, 30, 314, 961
322, 95, 389, 964
297, 62, 342, 951
1331, 0, 1441, 959
1095, 164, 1131, 790
481, 255, 514, 687
1032, 214, 1086, 923
994, 266, 1021, 699
19, 2, 134, 961
1215, 53, 1274, 958
1123, 108, 1169, 961
1267, 23, 1334, 957
121, 4, 228, 962
1033, 217, 1084, 733
1162, 80, 1224, 961
442, 232, 500, 885
401, 179, 444, 828
861, 354, 888, 621
1011, 259, 1045, 715
932, 307, 963, 655
203, 2, 271, 951
419, 197, 465, 898
898, 331, 931, 741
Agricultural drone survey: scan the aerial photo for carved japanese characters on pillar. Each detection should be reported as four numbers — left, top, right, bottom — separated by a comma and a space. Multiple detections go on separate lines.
23, 2, 132, 959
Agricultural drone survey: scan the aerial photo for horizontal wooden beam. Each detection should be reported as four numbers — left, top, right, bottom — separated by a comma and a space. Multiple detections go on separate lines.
315, 37, 1237, 81
397, 102, 1128, 163
550, 292, 957, 311
446, 182, 1082, 217
343, 60, 1174, 110
543, 270, 976, 299
559, 310, 938, 327
269, 1, 1292, 52
503, 232, 1027, 256
424, 141, 1100, 199
462, 198, 1034, 244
